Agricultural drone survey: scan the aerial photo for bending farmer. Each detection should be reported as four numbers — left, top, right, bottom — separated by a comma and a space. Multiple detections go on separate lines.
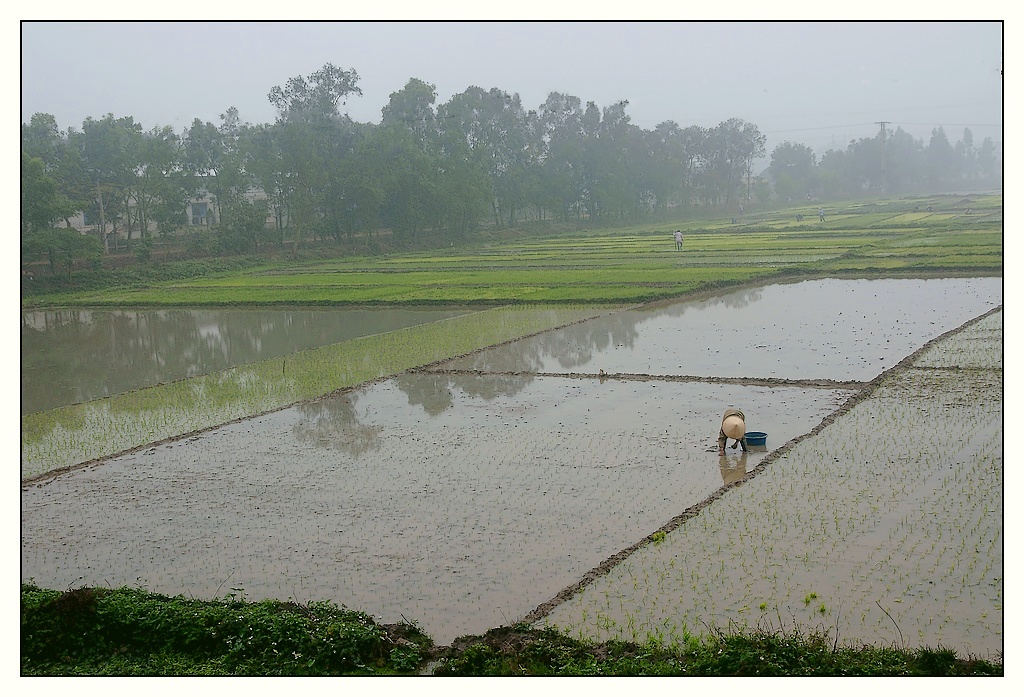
718, 407, 748, 455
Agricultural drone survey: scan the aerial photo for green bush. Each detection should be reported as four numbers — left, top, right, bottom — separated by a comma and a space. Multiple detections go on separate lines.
21, 586, 1002, 676
21, 584, 430, 676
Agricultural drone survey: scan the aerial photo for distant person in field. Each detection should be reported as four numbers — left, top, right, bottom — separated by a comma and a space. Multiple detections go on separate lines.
718, 407, 748, 455
674, 229, 683, 251
818, 207, 826, 222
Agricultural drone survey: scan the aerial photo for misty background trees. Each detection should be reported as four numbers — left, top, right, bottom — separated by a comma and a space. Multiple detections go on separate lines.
22, 62, 1002, 264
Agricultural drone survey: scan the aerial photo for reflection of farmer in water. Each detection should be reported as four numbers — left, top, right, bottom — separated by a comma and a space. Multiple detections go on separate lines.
673, 229, 683, 251
718, 407, 748, 455
719, 452, 748, 485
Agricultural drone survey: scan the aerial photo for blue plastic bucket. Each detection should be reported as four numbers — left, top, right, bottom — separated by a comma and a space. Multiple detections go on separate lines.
745, 431, 767, 447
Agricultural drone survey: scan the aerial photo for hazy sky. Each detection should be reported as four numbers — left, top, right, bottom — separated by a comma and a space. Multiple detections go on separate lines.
20, 20, 1003, 162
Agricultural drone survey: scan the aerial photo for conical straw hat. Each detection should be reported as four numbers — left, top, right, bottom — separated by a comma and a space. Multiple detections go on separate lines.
722, 415, 746, 440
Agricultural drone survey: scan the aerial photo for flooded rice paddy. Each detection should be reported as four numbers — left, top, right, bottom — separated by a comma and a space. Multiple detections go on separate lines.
20, 277, 1002, 654
20, 306, 608, 479
22, 307, 470, 414
538, 310, 1002, 660
437, 277, 1001, 382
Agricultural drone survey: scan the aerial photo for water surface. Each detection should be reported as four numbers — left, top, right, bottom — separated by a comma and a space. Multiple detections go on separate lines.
22, 307, 469, 414
437, 277, 1001, 381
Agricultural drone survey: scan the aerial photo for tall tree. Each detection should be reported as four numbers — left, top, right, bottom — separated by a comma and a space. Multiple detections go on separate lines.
21, 113, 63, 164
536, 92, 587, 220
927, 126, 957, 191
975, 136, 1000, 186
645, 121, 685, 212
22, 151, 101, 278
22, 113, 93, 226
372, 123, 441, 240
267, 63, 362, 251
184, 107, 255, 232
68, 114, 143, 252
702, 118, 766, 206
769, 141, 817, 201
954, 127, 976, 183
268, 63, 361, 122
129, 125, 190, 241
21, 152, 75, 235
240, 123, 290, 246
585, 100, 647, 218
883, 127, 925, 194
438, 86, 532, 229
381, 78, 439, 149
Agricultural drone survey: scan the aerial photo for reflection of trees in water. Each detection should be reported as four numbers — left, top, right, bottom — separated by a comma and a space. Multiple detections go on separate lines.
24, 309, 278, 411
22, 308, 457, 414
455, 310, 643, 374
645, 287, 764, 318
292, 394, 382, 456
543, 312, 642, 369
393, 373, 532, 415
22, 309, 205, 411
393, 373, 455, 416
713, 287, 762, 309
293, 370, 533, 452
446, 373, 531, 401
688, 287, 762, 312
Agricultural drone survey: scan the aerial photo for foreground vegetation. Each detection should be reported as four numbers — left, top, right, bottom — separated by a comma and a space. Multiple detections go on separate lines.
21, 585, 1001, 676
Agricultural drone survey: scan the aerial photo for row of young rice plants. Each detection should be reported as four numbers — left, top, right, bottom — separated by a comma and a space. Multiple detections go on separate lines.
816, 252, 1003, 274
21, 305, 611, 480
539, 311, 1002, 659
889, 232, 1002, 252
52, 258, 781, 306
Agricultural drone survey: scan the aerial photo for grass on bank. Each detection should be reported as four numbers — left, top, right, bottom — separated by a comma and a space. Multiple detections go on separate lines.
21, 584, 1001, 676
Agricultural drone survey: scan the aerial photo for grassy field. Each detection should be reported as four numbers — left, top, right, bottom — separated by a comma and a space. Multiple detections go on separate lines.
23, 193, 1002, 309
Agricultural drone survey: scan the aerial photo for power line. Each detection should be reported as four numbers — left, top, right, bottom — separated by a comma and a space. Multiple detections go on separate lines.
764, 120, 1000, 136
896, 122, 1002, 128
763, 122, 877, 135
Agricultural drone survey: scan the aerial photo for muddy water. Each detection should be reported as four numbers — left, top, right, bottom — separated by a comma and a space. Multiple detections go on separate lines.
20, 277, 1003, 651
436, 277, 1001, 381
22, 307, 469, 414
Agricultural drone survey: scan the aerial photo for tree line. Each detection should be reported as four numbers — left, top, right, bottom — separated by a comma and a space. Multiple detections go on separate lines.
22, 61, 1002, 270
